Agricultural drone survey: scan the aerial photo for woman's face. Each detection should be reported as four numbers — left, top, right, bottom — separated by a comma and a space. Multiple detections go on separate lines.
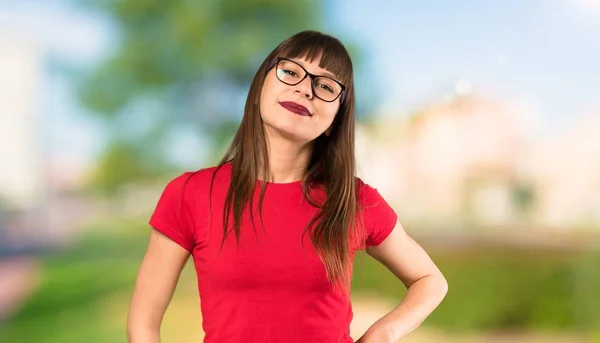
259, 56, 342, 143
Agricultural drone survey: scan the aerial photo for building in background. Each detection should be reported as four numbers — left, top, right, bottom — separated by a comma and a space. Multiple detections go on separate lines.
359, 91, 600, 232
0, 34, 45, 211
524, 110, 600, 229
357, 92, 533, 231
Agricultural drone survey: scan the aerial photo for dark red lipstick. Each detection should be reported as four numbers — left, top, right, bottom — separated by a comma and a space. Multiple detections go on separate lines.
279, 101, 311, 116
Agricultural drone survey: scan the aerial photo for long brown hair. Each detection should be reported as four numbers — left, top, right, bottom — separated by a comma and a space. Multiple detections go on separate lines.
210, 30, 360, 294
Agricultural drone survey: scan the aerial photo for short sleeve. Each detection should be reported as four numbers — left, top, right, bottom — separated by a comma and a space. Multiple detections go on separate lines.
357, 179, 398, 247
149, 172, 196, 252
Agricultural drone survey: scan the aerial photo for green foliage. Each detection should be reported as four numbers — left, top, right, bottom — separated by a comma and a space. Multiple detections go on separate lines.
87, 140, 155, 194
0, 226, 147, 343
3, 220, 598, 342
85, 136, 177, 195
77, 0, 329, 190
352, 246, 600, 333
81, 0, 323, 105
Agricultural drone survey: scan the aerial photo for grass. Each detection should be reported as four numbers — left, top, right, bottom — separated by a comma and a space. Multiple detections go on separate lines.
352, 245, 600, 334
1, 221, 599, 342
0, 224, 146, 343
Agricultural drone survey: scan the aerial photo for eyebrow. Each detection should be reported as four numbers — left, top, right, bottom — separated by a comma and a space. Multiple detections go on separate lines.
295, 59, 338, 80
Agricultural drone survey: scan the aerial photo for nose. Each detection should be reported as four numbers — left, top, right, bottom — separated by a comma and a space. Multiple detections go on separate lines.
293, 77, 313, 99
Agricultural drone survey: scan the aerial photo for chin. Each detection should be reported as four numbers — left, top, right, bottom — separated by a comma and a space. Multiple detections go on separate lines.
262, 109, 323, 142
266, 121, 314, 142
277, 126, 311, 141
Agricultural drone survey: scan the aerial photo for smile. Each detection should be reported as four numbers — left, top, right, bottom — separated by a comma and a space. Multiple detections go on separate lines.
278, 101, 312, 116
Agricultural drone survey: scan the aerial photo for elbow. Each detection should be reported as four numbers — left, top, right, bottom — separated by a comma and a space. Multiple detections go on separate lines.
127, 324, 159, 343
126, 320, 140, 343
126, 325, 135, 343
127, 314, 161, 343
434, 271, 449, 301
414, 271, 448, 303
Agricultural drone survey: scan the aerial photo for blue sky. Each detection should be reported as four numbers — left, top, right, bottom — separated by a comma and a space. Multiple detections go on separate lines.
329, 0, 600, 126
1, 0, 599, 165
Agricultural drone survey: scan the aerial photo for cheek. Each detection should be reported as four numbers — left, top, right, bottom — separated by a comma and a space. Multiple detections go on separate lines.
318, 103, 340, 124
260, 76, 283, 115
259, 90, 273, 121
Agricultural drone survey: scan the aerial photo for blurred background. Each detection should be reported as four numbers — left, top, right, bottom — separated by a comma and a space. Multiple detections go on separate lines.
1, 0, 599, 342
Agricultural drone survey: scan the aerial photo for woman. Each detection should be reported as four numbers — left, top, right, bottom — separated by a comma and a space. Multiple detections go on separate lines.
127, 30, 448, 343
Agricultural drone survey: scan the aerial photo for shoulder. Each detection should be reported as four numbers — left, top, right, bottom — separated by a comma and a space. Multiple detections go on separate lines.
354, 177, 368, 189
354, 176, 382, 205
162, 162, 232, 197
173, 163, 232, 187
353, 176, 398, 247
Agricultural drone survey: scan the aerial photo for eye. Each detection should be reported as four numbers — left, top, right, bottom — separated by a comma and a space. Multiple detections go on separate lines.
281, 69, 298, 77
318, 83, 334, 93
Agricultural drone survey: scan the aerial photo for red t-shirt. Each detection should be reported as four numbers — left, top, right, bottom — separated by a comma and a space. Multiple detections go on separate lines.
149, 162, 397, 343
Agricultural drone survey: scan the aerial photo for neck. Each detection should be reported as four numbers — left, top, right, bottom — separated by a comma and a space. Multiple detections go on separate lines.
262, 128, 312, 183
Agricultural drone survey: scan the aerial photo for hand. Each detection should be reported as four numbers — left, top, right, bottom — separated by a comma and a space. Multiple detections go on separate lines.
355, 322, 394, 343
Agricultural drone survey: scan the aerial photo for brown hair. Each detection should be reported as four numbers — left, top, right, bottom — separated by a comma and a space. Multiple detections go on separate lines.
210, 30, 360, 294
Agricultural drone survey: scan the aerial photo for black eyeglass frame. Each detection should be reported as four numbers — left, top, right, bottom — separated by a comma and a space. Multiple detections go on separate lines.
267, 57, 347, 103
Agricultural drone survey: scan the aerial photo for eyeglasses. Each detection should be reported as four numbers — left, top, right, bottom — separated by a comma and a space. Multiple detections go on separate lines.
272, 57, 346, 103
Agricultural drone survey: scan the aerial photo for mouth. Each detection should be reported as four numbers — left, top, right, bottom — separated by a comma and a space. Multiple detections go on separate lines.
278, 101, 312, 117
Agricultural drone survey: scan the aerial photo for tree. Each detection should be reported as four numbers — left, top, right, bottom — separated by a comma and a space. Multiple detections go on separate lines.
77, 0, 370, 192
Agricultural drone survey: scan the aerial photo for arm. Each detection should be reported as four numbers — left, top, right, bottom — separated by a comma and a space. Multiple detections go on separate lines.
356, 221, 448, 343
127, 228, 191, 343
